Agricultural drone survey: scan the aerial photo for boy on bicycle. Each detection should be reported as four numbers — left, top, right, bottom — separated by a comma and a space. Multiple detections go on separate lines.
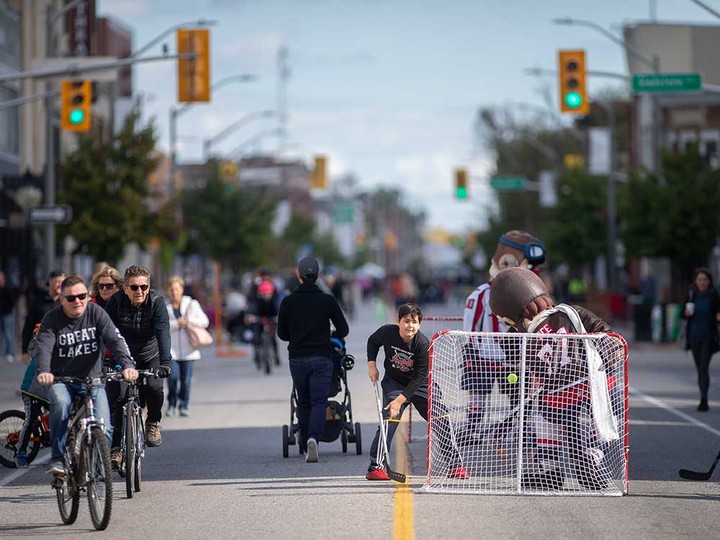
245, 280, 280, 367
35, 275, 137, 475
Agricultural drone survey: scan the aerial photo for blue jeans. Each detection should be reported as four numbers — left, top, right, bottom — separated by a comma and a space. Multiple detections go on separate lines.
167, 360, 194, 410
289, 356, 332, 446
48, 383, 111, 461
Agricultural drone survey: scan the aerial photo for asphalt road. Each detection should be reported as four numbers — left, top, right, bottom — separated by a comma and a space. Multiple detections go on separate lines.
1, 299, 719, 539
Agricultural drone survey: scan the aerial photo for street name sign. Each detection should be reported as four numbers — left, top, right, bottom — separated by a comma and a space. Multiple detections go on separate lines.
632, 73, 702, 93
489, 175, 526, 191
28, 205, 73, 225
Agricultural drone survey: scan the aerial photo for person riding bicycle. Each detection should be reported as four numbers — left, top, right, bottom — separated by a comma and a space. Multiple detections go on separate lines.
35, 275, 138, 476
245, 280, 280, 367
105, 265, 172, 457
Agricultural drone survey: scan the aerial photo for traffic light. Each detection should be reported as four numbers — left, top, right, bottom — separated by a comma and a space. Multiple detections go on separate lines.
558, 49, 589, 115
177, 29, 211, 103
454, 168, 468, 199
60, 80, 92, 132
310, 155, 327, 189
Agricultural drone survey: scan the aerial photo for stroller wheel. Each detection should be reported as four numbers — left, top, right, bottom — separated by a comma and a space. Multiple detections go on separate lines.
341, 429, 348, 453
282, 425, 290, 458
354, 422, 362, 455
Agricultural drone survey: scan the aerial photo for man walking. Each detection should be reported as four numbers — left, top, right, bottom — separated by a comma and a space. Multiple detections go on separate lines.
277, 257, 349, 463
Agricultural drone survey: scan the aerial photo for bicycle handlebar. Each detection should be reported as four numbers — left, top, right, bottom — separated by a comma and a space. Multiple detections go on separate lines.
105, 368, 159, 383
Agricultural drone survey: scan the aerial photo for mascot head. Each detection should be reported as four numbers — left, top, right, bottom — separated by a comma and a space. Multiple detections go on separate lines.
489, 230, 546, 280
490, 267, 554, 330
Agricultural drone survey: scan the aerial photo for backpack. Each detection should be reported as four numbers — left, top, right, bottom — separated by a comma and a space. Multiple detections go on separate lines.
27, 323, 41, 359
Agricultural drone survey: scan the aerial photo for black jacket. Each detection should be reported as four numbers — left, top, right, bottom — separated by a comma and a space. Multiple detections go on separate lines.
21, 288, 59, 354
104, 289, 172, 368
277, 282, 349, 359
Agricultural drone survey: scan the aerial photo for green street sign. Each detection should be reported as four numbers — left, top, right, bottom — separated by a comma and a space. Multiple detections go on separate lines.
490, 175, 526, 191
632, 73, 702, 93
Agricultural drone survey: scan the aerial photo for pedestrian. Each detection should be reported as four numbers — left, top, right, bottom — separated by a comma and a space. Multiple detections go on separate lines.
165, 275, 210, 417
105, 265, 172, 468
21, 270, 65, 365
365, 302, 469, 480
461, 230, 546, 434
34, 275, 137, 475
489, 266, 622, 491
277, 257, 349, 463
681, 267, 720, 411
0, 270, 18, 363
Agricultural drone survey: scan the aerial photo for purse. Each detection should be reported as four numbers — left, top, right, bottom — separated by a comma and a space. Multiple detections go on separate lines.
186, 324, 213, 348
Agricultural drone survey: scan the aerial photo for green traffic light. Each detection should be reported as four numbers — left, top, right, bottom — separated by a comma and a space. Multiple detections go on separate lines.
69, 109, 86, 125
564, 91, 582, 109
456, 187, 468, 199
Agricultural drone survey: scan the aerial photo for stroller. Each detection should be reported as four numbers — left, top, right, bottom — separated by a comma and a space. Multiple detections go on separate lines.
282, 337, 362, 457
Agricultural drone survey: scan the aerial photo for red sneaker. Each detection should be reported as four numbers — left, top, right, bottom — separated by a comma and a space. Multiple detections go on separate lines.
366, 468, 391, 481
447, 466, 470, 479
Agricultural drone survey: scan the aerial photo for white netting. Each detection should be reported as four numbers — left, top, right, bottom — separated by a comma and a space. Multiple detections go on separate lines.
423, 330, 629, 496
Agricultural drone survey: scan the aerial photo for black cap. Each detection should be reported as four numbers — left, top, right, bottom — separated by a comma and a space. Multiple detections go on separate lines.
297, 257, 319, 278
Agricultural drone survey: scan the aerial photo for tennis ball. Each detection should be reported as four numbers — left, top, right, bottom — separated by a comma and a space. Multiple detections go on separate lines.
507, 373, 518, 384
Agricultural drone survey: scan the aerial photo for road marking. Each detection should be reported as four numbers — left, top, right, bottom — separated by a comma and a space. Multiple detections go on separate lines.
393, 418, 414, 540
631, 386, 720, 437
0, 453, 50, 487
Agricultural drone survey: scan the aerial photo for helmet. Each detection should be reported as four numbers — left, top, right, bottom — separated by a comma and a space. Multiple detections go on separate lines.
490, 267, 551, 328
258, 281, 275, 296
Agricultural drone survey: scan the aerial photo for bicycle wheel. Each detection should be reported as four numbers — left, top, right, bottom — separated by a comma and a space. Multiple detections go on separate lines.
262, 333, 272, 375
134, 413, 144, 493
86, 427, 113, 530
0, 410, 25, 468
54, 474, 80, 525
57, 425, 80, 525
124, 405, 136, 499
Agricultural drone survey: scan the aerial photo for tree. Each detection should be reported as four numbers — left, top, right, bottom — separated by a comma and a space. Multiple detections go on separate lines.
621, 143, 720, 291
542, 169, 607, 268
59, 106, 160, 263
181, 160, 277, 274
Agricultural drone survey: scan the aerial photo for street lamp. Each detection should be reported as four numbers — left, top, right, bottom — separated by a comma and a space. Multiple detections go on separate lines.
169, 73, 257, 195
229, 128, 283, 160
202, 110, 275, 161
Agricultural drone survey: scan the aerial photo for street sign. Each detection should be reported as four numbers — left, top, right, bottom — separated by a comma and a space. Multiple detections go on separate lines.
28, 205, 73, 225
632, 73, 702, 93
489, 175, 526, 191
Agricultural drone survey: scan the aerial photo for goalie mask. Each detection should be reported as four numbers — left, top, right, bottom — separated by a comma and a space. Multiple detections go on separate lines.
489, 230, 546, 280
490, 267, 553, 330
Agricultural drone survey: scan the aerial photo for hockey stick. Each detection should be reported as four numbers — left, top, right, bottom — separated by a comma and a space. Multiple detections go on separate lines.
679, 449, 720, 481
373, 382, 407, 483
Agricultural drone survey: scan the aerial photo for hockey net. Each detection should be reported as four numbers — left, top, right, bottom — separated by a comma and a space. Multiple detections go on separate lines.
423, 330, 629, 496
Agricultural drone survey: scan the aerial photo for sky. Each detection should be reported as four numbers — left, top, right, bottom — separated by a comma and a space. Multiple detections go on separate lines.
97, 0, 718, 233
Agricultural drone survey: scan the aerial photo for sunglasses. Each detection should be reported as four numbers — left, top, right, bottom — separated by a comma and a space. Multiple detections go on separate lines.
128, 284, 149, 292
98, 283, 116, 291
64, 293, 88, 302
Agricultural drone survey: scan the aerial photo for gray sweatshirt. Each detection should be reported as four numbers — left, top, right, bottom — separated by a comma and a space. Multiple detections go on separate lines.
35, 302, 134, 378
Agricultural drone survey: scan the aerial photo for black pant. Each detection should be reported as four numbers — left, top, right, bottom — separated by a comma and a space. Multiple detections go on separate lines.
690, 339, 713, 401
107, 374, 165, 448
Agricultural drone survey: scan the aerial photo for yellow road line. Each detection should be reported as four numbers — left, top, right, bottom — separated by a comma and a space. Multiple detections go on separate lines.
393, 418, 414, 540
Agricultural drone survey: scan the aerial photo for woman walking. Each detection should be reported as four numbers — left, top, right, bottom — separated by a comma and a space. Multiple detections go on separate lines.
683, 267, 720, 411
166, 276, 210, 417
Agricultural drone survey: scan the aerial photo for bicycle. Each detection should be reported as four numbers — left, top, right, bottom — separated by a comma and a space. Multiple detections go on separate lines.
248, 316, 277, 375
108, 368, 157, 499
51, 375, 114, 531
0, 395, 51, 468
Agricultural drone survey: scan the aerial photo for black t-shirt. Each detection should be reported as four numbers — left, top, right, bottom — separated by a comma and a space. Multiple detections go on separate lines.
366, 324, 429, 400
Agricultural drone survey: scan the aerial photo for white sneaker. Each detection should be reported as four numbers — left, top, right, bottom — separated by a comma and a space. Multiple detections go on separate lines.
306, 438, 319, 463
6, 354, 14, 363
47, 460, 66, 476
